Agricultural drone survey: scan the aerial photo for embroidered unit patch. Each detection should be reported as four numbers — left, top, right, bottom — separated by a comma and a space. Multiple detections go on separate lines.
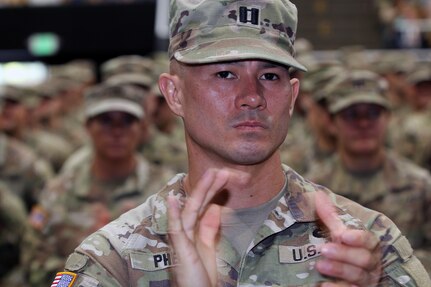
50, 272, 77, 287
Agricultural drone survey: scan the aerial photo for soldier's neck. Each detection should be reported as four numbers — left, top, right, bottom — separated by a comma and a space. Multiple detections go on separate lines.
91, 155, 136, 181
185, 155, 286, 210
339, 148, 386, 173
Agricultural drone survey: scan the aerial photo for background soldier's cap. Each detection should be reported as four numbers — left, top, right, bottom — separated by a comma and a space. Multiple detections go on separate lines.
169, 0, 306, 71
104, 73, 153, 91
373, 51, 416, 75
326, 69, 390, 114
84, 83, 145, 119
49, 60, 96, 85
301, 63, 345, 100
101, 55, 154, 81
407, 63, 431, 85
0, 85, 21, 102
0, 85, 40, 108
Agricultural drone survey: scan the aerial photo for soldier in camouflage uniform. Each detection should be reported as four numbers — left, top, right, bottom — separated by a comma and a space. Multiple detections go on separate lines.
100, 54, 188, 173
22, 82, 76, 172
0, 86, 54, 210
389, 63, 431, 172
0, 131, 53, 211
48, 60, 97, 150
280, 63, 343, 174
306, 69, 431, 275
29, 83, 174, 286
0, 182, 29, 287
140, 84, 188, 173
0, 85, 38, 140
57, 1, 430, 286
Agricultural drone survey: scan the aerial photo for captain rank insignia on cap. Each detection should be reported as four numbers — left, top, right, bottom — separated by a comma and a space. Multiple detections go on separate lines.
50, 271, 77, 287
238, 6, 260, 26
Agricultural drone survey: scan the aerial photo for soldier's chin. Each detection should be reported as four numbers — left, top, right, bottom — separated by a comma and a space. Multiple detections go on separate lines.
227, 149, 275, 166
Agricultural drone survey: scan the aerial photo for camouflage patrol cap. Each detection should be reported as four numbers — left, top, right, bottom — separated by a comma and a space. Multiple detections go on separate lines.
84, 83, 145, 119
326, 70, 390, 114
49, 60, 96, 84
301, 64, 345, 100
0, 85, 21, 102
101, 55, 154, 81
169, 0, 306, 71
374, 51, 416, 75
31, 78, 77, 99
105, 73, 153, 91
0, 85, 40, 108
407, 63, 431, 85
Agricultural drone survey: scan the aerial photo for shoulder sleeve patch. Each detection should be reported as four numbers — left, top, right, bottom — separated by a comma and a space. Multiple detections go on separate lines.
65, 252, 90, 272
50, 272, 77, 287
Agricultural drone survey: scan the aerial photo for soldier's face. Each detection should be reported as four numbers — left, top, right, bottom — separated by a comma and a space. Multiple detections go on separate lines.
0, 99, 28, 133
333, 104, 389, 156
162, 60, 299, 165
86, 111, 141, 160
413, 81, 431, 110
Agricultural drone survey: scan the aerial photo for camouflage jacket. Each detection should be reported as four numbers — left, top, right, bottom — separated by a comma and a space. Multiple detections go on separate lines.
140, 124, 188, 174
306, 151, 431, 274
23, 129, 75, 173
0, 182, 30, 287
63, 165, 430, 286
39, 153, 175, 252
388, 111, 431, 171
28, 154, 174, 286
0, 133, 54, 211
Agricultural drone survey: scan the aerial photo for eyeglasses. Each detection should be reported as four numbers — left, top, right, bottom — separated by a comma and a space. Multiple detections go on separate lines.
338, 105, 385, 122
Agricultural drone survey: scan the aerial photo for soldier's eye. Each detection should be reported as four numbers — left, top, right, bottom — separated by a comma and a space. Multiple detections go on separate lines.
98, 114, 113, 126
260, 73, 279, 81
217, 71, 235, 79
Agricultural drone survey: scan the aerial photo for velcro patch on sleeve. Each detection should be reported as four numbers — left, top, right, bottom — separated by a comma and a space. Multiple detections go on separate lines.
50, 272, 77, 287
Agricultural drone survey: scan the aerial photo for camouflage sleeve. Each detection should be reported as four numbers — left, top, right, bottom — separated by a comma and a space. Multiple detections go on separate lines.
412, 176, 431, 275
365, 213, 431, 286
63, 233, 128, 287
0, 184, 30, 286
332, 191, 431, 286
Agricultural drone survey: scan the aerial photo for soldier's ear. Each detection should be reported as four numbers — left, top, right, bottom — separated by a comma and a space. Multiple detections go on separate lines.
159, 73, 184, 117
289, 77, 300, 116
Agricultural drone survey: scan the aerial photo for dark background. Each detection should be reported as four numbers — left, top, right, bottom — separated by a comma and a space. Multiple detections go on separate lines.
0, 0, 421, 65
0, 1, 157, 64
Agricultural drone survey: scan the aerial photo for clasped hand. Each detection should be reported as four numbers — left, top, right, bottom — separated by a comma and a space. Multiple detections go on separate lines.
167, 169, 382, 287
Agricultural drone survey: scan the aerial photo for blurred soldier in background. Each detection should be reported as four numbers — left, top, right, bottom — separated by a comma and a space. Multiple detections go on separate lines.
28, 83, 174, 286
100, 53, 188, 173
280, 63, 342, 174
0, 86, 54, 211
22, 81, 75, 172
306, 69, 431, 274
47, 60, 96, 150
374, 50, 416, 113
0, 85, 39, 140
140, 83, 188, 173
0, 182, 32, 287
390, 63, 431, 172
59, 57, 155, 175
